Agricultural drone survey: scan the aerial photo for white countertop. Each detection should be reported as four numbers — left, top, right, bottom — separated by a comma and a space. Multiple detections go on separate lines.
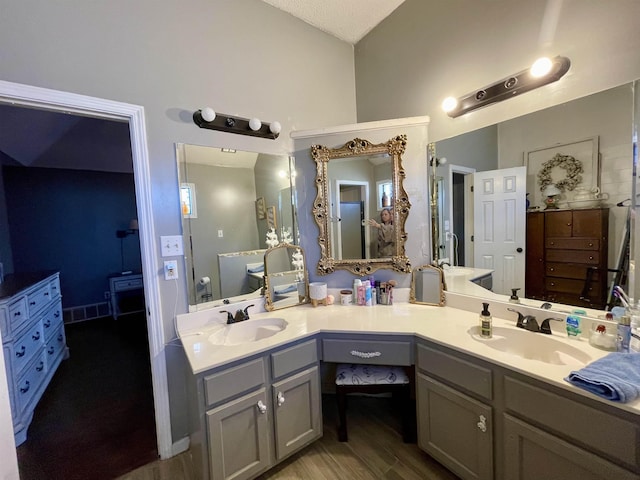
177, 302, 640, 416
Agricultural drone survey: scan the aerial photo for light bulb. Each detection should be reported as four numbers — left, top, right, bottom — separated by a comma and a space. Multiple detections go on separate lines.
439, 157, 447, 165
249, 118, 262, 131
530, 57, 552, 78
269, 121, 282, 135
201, 107, 216, 122
441, 97, 458, 113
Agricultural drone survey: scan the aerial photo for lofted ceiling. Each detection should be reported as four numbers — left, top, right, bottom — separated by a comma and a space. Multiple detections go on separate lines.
0, 2, 404, 172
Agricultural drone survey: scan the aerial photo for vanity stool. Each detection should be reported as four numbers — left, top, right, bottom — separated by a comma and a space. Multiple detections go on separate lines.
335, 363, 415, 443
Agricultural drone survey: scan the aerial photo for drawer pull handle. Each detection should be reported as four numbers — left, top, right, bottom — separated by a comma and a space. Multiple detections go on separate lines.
277, 392, 285, 407
58, 334, 64, 342
54, 311, 60, 318
48, 347, 55, 355
16, 346, 26, 358
477, 414, 487, 433
32, 332, 41, 341
257, 400, 267, 414
45, 292, 49, 296
20, 381, 30, 394
36, 361, 44, 372
14, 311, 21, 317
44, 320, 51, 328
30, 301, 36, 306
350, 350, 382, 359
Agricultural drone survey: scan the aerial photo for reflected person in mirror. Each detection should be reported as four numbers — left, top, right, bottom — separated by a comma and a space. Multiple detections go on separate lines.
368, 208, 394, 257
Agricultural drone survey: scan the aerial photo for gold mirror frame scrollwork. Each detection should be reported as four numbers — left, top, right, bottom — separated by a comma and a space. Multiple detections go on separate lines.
311, 135, 411, 276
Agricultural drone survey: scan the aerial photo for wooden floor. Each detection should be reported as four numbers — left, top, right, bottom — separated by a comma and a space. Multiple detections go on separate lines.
16, 314, 158, 480
119, 394, 459, 480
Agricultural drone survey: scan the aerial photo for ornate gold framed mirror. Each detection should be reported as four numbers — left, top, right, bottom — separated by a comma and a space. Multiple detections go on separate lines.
310, 135, 411, 275
410, 265, 446, 306
264, 243, 309, 311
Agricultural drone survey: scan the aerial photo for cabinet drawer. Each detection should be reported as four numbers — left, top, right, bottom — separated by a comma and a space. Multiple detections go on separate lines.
322, 338, 412, 366
271, 339, 317, 380
417, 343, 492, 400
204, 357, 266, 407
42, 301, 63, 342
504, 376, 640, 469
546, 237, 599, 250
546, 263, 605, 280
27, 283, 52, 316
546, 249, 600, 265
545, 277, 601, 295
12, 321, 45, 375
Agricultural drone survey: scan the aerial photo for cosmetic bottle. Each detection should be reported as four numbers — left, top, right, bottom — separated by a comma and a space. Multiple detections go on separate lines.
479, 302, 492, 338
617, 315, 631, 352
509, 288, 521, 304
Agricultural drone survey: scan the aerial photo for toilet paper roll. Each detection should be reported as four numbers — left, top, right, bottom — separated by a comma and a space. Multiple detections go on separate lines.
199, 276, 211, 286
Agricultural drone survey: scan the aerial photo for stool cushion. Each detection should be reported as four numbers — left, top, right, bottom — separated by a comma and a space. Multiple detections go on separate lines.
335, 364, 409, 386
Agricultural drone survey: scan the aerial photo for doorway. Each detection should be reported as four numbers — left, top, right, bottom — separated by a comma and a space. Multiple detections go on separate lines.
0, 80, 170, 477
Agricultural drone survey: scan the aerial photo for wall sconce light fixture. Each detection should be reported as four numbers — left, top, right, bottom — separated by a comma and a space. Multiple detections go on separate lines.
442, 55, 571, 118
193, 107, 281, 139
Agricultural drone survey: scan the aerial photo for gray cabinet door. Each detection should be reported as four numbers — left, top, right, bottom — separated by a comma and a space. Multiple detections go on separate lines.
417, 373, 493, 480
272, 366, 322, 460
503, 414, 639, 480
206, 388, 271, 480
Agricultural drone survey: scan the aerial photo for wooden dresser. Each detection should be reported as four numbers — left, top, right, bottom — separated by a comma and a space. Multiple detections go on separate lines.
526, 208, 609, 309
0, 271, 67, 445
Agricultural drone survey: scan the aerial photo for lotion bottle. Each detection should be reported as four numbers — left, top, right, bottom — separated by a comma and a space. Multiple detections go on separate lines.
480, 302, 492, 338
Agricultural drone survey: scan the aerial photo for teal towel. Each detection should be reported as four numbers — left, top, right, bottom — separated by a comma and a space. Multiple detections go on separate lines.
565, 353, 640, 402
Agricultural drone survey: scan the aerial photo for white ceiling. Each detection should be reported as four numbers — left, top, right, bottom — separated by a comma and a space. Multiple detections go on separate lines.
260, 0, 406, 44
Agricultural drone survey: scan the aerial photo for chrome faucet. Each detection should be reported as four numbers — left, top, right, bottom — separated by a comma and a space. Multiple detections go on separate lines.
222, 304, 254, 324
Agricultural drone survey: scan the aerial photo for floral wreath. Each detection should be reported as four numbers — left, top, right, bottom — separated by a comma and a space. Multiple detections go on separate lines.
537, 153, 583, 192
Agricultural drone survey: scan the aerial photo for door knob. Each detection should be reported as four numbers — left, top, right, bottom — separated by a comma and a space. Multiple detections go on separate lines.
516, 247, 523, 253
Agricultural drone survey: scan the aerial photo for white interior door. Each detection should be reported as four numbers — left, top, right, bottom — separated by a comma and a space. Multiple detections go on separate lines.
473, 166, 527, 295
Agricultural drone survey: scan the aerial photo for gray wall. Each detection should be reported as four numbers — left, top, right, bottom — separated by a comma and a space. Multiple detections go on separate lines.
0, 0, 356, 444
355, 0, 640, 142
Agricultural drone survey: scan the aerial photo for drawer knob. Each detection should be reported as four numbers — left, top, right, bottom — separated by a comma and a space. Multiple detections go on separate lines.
15, 346, 26, 358
477, 414, 487, 433
588, 243, 593, 247
257, 400, 267, 414
48, 347, 55, 355
350, 350, 382, 359
549, 268, 554, 272
36, 361, 44, 372
277, 392, 285, 407
32, 332, 41, 341
44, 320, 51, 328
589, 256, 594, 260
20, 381, 30, 394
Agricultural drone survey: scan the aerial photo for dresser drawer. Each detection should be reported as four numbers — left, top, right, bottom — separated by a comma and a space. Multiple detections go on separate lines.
545, 277, 602, 295
546, 237, 599, 250
12, 321, 45, 376
112, 277, 144, 291
45, 325, 66, 367
203, 357, 266, 407
546, 263, 605, 280
546, 249, 600, 265
322, 338, 412, 366
271, 339, 317, 380
27, 283, 52, 316
42, 301, 63, 342
49, 276, 61, 298
416, 343, 492, 400
3, 297, 29, 338
504, 376, 640, 469
14, 352, 48, 417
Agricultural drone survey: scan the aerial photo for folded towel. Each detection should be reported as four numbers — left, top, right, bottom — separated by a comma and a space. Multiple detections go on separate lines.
274, 284, 297, 295
565, 353, 640, 402
247, 264, 264, 273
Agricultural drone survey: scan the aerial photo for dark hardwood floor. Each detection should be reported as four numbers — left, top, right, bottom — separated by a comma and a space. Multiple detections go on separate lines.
16, 313, 158, 480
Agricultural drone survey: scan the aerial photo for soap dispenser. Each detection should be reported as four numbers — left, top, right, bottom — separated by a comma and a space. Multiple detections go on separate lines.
509, 288, 521, 304
480, 302, 492, 338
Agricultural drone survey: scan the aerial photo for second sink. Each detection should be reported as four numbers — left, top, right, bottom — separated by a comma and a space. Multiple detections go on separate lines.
468, 325, 592, 366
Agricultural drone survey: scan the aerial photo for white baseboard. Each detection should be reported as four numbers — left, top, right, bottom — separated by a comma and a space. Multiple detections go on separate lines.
171, 436, 190, 457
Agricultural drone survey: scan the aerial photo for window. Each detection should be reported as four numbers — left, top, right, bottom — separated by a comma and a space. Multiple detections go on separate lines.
376, 180, 393, 210
180, 183, 197, 218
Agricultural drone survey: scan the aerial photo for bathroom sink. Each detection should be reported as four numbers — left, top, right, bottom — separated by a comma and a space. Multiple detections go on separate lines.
467, 326, 592, 366
209, 318, 288, 346
443, 267, 474, 276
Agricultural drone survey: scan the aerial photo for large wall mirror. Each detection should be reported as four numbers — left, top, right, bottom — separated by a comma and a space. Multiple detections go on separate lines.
433, 81, 636, 317
311, 135, 411, 275
175, 143, 299, 308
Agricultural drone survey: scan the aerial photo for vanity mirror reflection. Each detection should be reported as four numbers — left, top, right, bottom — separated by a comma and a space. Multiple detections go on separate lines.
311, 135, 411, 275
432, 81, 636, 316
264, 244, 309, 311
410, 265, 446, 306
175, 143, 299, 308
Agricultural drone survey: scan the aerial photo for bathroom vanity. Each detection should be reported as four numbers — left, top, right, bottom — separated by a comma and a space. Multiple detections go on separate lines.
179, 302, 640, 480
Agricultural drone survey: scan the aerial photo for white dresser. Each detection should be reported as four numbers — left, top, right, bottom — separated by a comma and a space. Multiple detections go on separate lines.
0, 271, 67, 445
